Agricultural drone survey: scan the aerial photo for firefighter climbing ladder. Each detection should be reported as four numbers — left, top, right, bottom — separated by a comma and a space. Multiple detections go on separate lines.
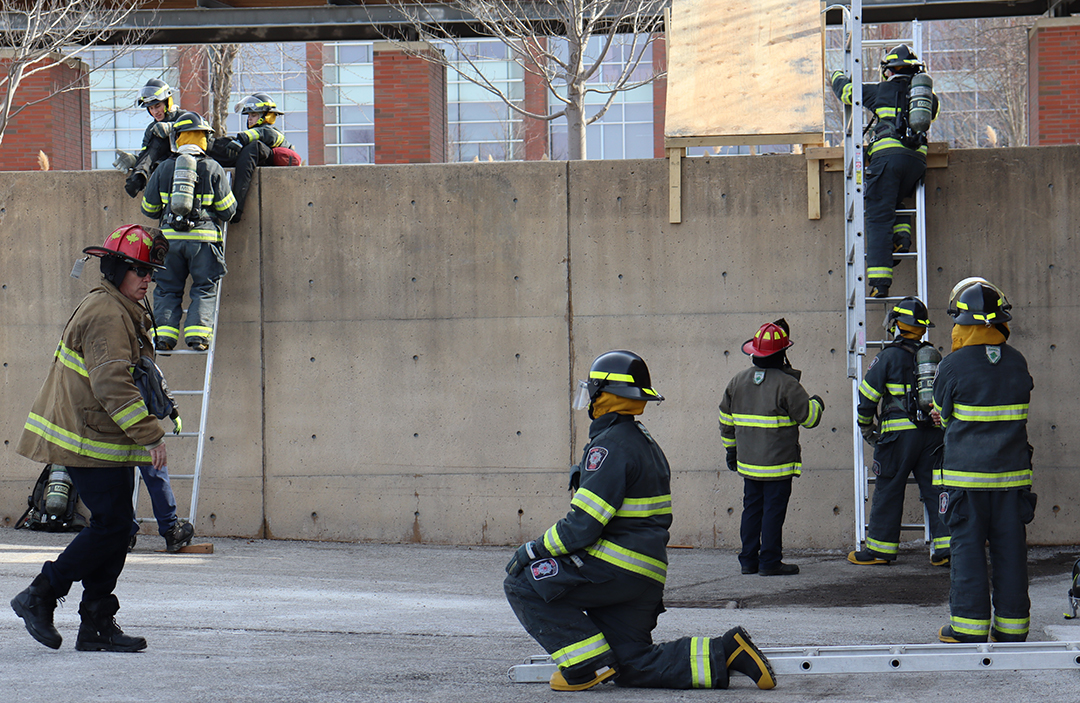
838, 0, 932, 553
132, 226, 227, 531
507, 641, 1080, 681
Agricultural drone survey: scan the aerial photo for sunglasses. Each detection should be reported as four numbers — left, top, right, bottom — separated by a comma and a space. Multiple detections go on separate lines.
131, 266, 155, 278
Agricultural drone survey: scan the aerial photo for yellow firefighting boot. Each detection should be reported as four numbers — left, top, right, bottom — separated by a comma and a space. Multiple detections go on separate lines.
549, 665, 615, 691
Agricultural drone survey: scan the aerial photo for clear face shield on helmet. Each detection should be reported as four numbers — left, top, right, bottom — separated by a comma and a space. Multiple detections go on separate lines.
572, 380, 592, 411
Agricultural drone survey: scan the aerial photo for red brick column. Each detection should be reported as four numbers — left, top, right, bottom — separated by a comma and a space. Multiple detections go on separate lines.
176, 47, 210, 118
1028, 17, 1080, 146
522, 38, 549, 161
651, 33, 668, 159
0, 52, 89, 171
306, 42, 326, 166
373, 42, 447, 164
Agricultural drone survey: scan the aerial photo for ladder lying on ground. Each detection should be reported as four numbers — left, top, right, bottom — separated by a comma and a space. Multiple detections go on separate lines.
507, 642, 1080, 681
837, 2, 932, 554
132, 226, 227, 533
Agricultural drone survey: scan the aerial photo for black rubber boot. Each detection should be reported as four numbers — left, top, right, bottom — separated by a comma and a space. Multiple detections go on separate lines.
164, 520, 194, 553
75, 595, 147, 652
10, 573, 63, 649
721, 626, 775, 690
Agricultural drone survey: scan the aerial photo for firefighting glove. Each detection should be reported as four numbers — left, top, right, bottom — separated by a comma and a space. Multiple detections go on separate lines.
124, 172, 146, 199
151, 122, 172, 140
810, 395, 825, 412
225, 139, 243, 159
726, 447, 738, 472
860, 424, 879, 446
506, 541, 547, 577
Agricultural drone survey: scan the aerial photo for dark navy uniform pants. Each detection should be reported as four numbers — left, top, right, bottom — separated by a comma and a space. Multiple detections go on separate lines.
864, 149, 925, 287
942, 488, 1036, 641
866, 428, 949, 559
504, 556, 729, 688
42, 466, 134, 602
739, 477, 792, 572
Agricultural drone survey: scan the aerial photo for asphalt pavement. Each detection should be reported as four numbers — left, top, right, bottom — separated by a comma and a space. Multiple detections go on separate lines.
2, 528, 1079, 702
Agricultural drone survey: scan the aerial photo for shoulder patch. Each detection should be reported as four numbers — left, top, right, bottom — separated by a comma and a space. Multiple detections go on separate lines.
867, 355, 879, 371
753, 370, 766, 385
586, 447, 608, 471
636, 422, 655, 444
985, 345, 1001, 365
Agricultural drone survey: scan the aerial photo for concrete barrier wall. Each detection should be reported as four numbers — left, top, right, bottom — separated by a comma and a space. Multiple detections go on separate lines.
1, 147, 1076, 548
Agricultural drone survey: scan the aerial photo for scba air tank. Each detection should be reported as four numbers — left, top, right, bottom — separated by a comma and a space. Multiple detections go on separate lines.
44, 465, 72, 518
915, 344, 942, 414
170, 152, 198, 218
908, 73, 934, 133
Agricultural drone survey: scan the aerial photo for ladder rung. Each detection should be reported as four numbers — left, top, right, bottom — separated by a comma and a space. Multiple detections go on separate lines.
895, 208, 916, 215
156, 349, 209, 356
167, 473, 196, 480
173, 432, 201, 438
892, 252, 918, 259
173, 390, 206, 396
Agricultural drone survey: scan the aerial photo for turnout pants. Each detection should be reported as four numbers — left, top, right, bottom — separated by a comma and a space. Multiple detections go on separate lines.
215, 140, 273, 217
864, 149, 926, 288
153, 240, 227, 346
866, 427, 949, 559
942, 488, 1036, 641
504, 556, 730, 688
42, 466, 134, 602
739, 477, 793, 572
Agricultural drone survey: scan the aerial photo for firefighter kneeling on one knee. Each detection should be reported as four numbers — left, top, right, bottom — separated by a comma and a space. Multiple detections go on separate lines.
851, 297, 950, 567
504, 350, 776, 691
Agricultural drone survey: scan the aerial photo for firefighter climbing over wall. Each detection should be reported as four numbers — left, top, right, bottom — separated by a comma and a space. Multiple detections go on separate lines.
116, 79, 183, 199
141, 111, 236, 351
850, 297, 950, 566
209, 92, 301, 223
830, 45, 940, 298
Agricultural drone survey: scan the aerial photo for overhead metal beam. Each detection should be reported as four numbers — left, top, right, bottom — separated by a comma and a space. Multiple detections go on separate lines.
824, 0, 1080, 24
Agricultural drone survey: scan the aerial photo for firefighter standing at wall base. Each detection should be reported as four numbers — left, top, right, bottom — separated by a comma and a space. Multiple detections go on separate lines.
830, 45, 940, 298
10, 225, 169, 652
121, 78, 183, 199
209, 93, 300, 224
720, 321, 825, 577
142, 111, 237, 352
933, 279, 1035, 644
504, 350, 776, 692
850, 297, 950, 566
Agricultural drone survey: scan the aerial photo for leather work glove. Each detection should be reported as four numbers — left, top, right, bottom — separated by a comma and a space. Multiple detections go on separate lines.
726, 447, 738, 472
860, 424, 879, 447
505, 541, 545, 577
810, 395, 825, 412
151, 122, 172, 140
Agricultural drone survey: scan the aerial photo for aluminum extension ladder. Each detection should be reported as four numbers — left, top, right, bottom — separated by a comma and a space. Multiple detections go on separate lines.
132, 225, 227, 530
837, 2, 932, 554
508, 642, 1080, 681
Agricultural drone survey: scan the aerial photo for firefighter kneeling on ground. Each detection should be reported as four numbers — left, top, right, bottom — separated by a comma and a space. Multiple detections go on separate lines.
933, 278, 1035, 643
209, 92, 301, 224
504, 350, 776, 691
141, 111, 237, 352
850, 297, 950, 566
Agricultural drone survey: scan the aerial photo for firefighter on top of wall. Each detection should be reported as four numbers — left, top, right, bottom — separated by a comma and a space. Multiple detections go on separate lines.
850, 297, 950, 567
933, 279, 1036, 644
209, 93, 300, 224
141, 111, 237, 352
720, 320, 824, 577
830, 45, 940, 298
504, 350, 776, 692
118, 79, 183, 199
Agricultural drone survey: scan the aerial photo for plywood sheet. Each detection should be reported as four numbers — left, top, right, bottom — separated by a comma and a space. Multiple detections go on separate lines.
665, 0, 825, 142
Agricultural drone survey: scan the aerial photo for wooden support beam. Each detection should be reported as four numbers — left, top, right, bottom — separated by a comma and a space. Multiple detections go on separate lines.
668, 147, 683, 224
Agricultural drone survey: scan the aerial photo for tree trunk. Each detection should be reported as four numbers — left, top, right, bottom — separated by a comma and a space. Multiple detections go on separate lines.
208, 45, 239, 137
565, 14, 586, 160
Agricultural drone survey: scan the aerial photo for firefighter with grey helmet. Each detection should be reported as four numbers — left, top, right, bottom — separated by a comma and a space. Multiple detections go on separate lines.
141, 111, 237, 352
830, 45, 940, 298
505, 350, 776, 691
719, 320, 824, 577
11, 225, 170, 653
118, 78, 183, 199
209, 92, 300, 223
932, 279, 1035, 644
850, 296, 950, 567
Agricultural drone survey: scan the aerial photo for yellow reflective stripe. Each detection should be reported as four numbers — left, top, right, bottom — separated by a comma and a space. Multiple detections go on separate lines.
951, 615, 990, 636
718, 410, 734, 427
866, 537, 899, 555
993, 616, 1029, 634
163, 229, 223, 242
142, 198, 163, 215
111, 400, 149, 431
937, 469, 1032, 489
155, 326, 180, 342
542, 523, 568, 556
24, 412, 151, 463
803, 399, 822, 428
867, 266, 893, 278
270, 132, 285, 148
216, 191, 237, 210
885, 383, 906, 395
857, 411, 874, 425
721, 435, 736, 449
933, 536, 951, 549
877, 106, 898, 117
55, 341, 89, 377
570, 488, 616, 525
590, 370, 633, 383
859, 379, 882, 403
881, 417, 918, 432
183, 325, 214, 340
585, 539, 666, 584
952, 402, 1028, 422
242, 128, 260, 143
690, 637, 712, 688
614, 495, 672, 518
551, 633, 611, 669
737, 461, 801, 479
730, 413, 796, 429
